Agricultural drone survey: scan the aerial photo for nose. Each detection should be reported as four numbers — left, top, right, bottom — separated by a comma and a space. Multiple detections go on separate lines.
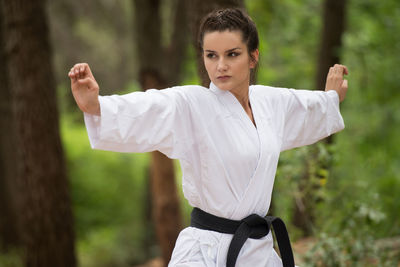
217, 57, 228, 72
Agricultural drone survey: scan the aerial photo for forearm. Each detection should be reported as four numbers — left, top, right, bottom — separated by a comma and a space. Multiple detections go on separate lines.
77, 96, 101, 116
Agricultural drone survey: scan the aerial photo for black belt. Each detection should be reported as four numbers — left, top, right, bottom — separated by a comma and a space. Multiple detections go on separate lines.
190, 207, 295, 267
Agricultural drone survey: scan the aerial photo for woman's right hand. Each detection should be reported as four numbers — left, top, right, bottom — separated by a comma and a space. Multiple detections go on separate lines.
68, 63, 101, 115
325, 64, 349, 103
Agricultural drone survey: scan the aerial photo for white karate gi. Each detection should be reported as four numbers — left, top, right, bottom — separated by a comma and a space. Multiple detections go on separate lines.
84, 82, 344, 267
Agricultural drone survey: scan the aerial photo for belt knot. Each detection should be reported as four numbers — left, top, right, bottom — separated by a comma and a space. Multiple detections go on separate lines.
240, 214, 270, 239
190, 208, 295, 267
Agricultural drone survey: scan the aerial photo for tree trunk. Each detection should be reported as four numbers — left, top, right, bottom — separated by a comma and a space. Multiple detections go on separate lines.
0, 0, 76, 266
188, 0, 245, 87
316, 0, 347, 92
133, 0, 188, 265
0, 2, 19, 251
292, 0, 347, 236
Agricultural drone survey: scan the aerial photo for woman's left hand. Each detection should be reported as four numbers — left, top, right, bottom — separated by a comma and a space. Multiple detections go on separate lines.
325, 64, 348, 102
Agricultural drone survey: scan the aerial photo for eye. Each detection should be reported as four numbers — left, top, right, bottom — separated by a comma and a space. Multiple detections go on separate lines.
206, 53, 216, 59
228, 52, 240, 57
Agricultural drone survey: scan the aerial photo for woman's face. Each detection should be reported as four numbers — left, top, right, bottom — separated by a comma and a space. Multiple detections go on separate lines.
203, 30, 258, 94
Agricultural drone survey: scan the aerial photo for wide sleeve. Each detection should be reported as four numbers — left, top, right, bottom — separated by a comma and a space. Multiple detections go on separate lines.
83, 87, 192, 159
278, 89, 345, 151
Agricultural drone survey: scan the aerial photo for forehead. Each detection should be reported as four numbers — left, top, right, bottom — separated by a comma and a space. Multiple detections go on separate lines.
203, 30, 245, 51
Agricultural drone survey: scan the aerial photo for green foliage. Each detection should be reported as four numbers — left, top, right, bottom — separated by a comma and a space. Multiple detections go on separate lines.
325, 0, 400, 239
0, 249, 22, 267
303, 232, 400, 267
247, 0, 322, 89
61, 115, 155, 266
181, 44, 201, 86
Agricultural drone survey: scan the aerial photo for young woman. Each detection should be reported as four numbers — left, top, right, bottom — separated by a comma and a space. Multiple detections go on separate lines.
69, 8, 348, 267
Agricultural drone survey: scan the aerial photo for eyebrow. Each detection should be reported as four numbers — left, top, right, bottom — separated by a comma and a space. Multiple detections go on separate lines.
204, 47, 242, 53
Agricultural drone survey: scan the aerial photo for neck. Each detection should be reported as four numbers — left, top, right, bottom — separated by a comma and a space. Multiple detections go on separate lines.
229, 78, 251, 110
231, 88, 250, 109
231, 85, 256, 127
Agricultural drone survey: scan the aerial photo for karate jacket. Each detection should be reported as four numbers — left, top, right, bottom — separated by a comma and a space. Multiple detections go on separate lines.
84, 82, 345, 266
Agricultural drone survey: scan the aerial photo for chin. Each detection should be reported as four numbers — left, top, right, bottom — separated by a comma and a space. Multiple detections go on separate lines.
217, 85, 232, 91
213, 80, 233, 91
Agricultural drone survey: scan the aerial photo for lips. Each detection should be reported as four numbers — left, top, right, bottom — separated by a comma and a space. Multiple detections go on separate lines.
217, 75, 231, 81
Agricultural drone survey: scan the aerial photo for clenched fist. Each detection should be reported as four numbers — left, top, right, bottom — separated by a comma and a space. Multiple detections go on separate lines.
325, 64, 349, 102
68, 63, 101, 115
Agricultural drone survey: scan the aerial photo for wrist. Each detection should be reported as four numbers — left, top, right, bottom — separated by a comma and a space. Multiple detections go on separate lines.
91, 99, 101, 116
82, 98, 100, 116
326, 89, 341, 104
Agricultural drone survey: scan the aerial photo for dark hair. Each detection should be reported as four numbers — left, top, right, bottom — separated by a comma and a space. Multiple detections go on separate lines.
198, 8, 259, 62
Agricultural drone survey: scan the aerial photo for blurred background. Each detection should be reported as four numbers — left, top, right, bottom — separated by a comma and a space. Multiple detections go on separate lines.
0, 0, 399, 266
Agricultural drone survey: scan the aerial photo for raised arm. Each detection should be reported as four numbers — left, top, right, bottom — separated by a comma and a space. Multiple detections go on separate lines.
278, 64, 348, 151
82, 88, 193, 159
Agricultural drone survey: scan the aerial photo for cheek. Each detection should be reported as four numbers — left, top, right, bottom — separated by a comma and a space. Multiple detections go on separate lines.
234, 58, 251, 74
203, 59, 214, 73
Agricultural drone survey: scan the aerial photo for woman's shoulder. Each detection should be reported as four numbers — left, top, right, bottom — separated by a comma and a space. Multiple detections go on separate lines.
169, 84, 212, 94
250, 84, 293, 103
250, 85, 298, 116
165, 84, 218, 103
250, 84, 290, 96
167, 85, 223, 126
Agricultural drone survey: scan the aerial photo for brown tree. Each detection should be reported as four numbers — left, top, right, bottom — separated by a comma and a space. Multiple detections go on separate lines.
316, 0, 347, 92
0, 2, 19, 251
292, 0, 347, 236
133, 0, 188, 265
0, 0, 76, 266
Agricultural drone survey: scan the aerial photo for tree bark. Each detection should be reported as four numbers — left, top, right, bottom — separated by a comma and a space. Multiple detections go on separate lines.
188, 0, 245, 87
133, 0, 187, 265
0, 0, 76, 266
0, 2, 19, 251
292, 0, 347, 236
316, 0, 347, 91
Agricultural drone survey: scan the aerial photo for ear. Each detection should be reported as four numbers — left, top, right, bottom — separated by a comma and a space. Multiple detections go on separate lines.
249, 49, 259, 69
